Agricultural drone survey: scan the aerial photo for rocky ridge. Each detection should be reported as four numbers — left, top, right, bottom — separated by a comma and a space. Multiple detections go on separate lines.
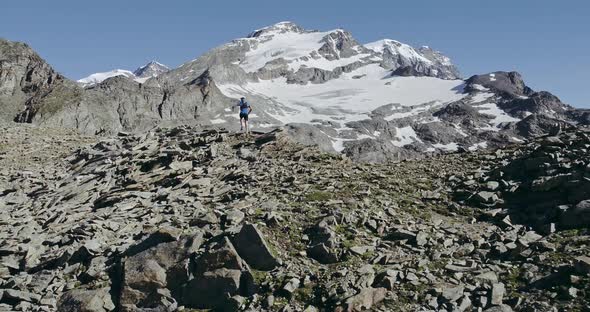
0, 39, 67, 124
0, 124, 589, 311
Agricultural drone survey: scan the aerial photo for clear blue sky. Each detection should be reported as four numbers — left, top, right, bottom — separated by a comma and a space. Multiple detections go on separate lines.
1, 0, 588, 107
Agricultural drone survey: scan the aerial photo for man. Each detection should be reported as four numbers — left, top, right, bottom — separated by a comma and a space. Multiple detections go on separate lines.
235, 97, 252, 134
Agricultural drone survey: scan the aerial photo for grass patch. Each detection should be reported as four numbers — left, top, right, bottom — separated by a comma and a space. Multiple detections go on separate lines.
293, 284, 315, 302
504, 267, 525, 297
342, 239, 356, 249
305, 190, 332, 202
425, 259, 447, 272
251, 270, 268, 285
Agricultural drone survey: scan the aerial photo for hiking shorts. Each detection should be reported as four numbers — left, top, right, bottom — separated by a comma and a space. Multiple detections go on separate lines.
239, 113, 249, 121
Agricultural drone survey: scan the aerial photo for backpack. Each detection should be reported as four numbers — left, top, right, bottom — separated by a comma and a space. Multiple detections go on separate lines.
240, 101, 249, 110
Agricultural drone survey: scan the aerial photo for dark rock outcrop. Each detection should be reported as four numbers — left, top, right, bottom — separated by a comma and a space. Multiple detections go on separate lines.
465, 71, 533, 97
231, 224, 280, 271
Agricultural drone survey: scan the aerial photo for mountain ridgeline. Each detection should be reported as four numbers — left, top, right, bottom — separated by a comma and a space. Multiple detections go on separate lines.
0, 22, 588, 161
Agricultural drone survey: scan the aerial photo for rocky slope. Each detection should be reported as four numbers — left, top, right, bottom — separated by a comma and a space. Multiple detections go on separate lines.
1, 22, 589, 162
0, 124, 588, 311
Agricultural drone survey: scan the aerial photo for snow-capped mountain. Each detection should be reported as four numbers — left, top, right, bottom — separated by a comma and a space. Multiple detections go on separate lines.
163, 21, 460, 86
365, 39, 460, 79
146, 21, 577, 161
77, 69, 136, 86
77, 61, 169, 85
150, 22, 468, 150
4, 22, 585, 162
133, 61, 170, 82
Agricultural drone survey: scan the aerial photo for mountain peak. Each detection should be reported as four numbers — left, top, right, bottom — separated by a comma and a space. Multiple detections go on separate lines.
247, 21, 308, 38
133, 61, 169, 78
365, 39, 432, 63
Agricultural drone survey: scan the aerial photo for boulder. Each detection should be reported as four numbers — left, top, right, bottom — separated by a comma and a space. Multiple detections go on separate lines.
475, 191, 498, 204
559, 199, 590, 229
490, 283, 506, 305
181, 237, 254, 309
574, 256, 590, 275
280, 277, 301, 298
1, 289, 41, 304
308, 243, 340, 264
182, 268, 242, 309
193, 237, 244, 275
341, 287, 387, 312
441, 285, 465, 303
231, 224, 280, 271
484, 304, 514, 312
237, 147, 257, 161
57, 288, 115, 312
224, 209, 245, 227
120, 233, 203, 311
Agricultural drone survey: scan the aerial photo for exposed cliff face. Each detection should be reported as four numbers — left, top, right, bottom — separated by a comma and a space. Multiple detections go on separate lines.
0, 39, 65, 123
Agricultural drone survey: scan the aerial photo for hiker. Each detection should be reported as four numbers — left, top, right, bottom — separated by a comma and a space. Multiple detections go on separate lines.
235, 97, 252, 134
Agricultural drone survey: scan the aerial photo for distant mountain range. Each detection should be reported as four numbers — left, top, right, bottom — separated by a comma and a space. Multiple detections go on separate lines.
77, 61, 169, 85
1, 22, 588, 161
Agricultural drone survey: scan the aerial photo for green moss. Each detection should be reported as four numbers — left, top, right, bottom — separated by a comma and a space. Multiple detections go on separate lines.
360, 250, 376, 261
305, 190, 332, 202
426, 259, 447, 272
504, 267, 525, 296
342, 239, 355, 249
544, 252, 571, 266
253, 207, 264, 217
293, 284, 315, 303
333, 225, 347, 234
273, 297, 289, 309
406, 282, 429, 295
250, 270, 269, 287
267, 241, 280, 258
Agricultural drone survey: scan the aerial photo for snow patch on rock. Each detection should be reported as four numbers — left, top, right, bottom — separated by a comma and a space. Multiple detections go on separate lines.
392, 126, 422, 147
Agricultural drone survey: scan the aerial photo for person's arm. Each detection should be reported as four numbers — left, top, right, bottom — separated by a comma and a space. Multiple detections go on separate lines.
248, 105, 253, 114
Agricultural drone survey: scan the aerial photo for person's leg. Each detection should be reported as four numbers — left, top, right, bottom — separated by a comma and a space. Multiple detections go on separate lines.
239, 115, 244, 131
245, 114, 250, 134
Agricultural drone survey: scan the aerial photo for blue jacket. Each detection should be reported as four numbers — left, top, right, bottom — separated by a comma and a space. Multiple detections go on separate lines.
238, 99, 250, 114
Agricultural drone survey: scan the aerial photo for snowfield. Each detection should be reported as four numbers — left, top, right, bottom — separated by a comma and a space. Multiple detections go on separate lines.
475, 103, 521, 125
392, 126, 423, 147
219, 64, 466, 125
